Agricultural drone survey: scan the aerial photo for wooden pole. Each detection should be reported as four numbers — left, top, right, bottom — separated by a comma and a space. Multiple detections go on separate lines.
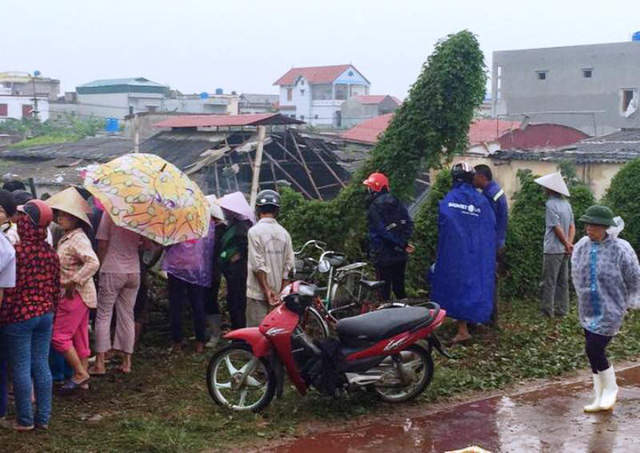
249, 125, 267, 209
291, 130, 323, 200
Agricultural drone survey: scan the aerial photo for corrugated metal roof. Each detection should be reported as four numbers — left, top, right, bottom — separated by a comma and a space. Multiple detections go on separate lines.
153, 113, 303, 128
468, 119, 521, 145
274, 65, 366, 86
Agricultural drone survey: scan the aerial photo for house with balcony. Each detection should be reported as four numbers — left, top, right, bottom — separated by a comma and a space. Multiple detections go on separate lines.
273, 64, 370, 127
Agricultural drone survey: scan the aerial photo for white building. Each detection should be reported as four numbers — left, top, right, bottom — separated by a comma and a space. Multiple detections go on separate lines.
164, 93, 238, 115
0, 87, 49, 121
273, 64, 370, 127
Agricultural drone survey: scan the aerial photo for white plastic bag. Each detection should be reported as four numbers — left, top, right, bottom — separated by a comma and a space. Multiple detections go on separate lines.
607, 216, 625, 239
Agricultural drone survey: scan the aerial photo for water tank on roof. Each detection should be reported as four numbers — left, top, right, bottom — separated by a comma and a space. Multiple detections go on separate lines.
633, 31, 640, 42
215, 88, 223, 95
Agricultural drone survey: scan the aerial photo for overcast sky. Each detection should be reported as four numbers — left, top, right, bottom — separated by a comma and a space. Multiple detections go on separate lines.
3, 0, 640, 99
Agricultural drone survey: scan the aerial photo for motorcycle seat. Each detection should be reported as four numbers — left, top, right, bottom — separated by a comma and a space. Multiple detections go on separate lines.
359, 279, 385, 291
336, 306, 430, 342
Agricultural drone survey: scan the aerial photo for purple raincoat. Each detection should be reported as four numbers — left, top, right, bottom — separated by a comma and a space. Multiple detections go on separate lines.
162, 220, 216, 287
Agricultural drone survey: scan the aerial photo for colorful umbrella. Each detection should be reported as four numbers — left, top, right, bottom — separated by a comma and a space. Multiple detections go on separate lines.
83, 153, 210, 246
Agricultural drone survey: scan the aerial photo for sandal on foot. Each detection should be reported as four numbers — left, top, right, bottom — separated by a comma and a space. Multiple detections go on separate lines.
61, 377, 90, 392
88, 366, 106, 376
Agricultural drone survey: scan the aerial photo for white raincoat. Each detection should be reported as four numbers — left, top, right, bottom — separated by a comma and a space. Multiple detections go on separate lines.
572, 234, 640, 336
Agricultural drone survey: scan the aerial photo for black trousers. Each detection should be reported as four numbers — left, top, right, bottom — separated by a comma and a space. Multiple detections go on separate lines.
223, 259, 247, 329
376, 261, 408, 301
205, 263, 222, 316
167, 275, 207, 343
584, 329, 613, 373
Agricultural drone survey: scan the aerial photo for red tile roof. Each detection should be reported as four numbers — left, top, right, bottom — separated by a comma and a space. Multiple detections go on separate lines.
352, 95, 389, 105
468, 119, 521, 145
274, 64, 356, 86
342, 117, 522, 146
153, 113, 303, 128
341, 114, 394, 144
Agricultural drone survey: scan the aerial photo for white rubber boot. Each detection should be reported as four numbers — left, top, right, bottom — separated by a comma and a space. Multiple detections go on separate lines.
599, 366, 619, 411
205, 314, 222, 349
583, 373, 602, 413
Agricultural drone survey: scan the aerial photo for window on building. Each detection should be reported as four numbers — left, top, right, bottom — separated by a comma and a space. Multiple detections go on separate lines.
582, 69, 593, 78
335, 84, 348, 100
300, 89, 305, 96
287, 88, 293, 102
21, 104, 33, 118
536, 71, 547, 80
621, 89, 638, 116
146, 105, 158, 113
314, 114, 318, 119
0, 104, 7, 116
300, 80, 304, 86
312, 84, 332, 100
300, 115, 305, 121
496, 65, 502, 101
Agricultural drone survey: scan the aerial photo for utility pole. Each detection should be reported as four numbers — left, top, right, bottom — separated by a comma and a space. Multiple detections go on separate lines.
31, 70, 40, 120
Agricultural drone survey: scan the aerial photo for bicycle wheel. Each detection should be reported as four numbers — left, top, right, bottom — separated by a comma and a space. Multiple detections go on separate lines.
299, 306, 330, 342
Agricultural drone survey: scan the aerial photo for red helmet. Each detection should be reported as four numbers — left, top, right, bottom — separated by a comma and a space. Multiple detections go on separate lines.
362, 172, 389, 192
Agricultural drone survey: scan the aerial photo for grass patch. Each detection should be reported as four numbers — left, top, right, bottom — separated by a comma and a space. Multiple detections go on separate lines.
8, 133, 81, 149
3, 297, 640, 452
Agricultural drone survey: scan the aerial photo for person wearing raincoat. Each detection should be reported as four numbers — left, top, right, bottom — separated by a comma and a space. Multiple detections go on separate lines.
431, 162, 496, 344
571, 205, 640, 412
162, 213, 216, 354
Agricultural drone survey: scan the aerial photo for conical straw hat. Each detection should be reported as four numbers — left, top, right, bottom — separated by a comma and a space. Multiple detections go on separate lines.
45, 187, 93, 228
206, 195, 225, 221
534, 172, 570, 197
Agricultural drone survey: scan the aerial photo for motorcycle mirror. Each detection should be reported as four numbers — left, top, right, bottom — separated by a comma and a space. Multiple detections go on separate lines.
298, 284, 316, 297
318, 260, 331, 273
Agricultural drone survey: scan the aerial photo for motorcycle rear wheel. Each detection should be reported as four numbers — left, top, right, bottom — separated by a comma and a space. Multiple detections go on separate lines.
207, 343, 276, 412
373, 345, 434, 403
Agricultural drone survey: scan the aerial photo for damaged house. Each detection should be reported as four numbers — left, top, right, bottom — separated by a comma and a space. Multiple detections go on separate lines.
0, 113, 352, 199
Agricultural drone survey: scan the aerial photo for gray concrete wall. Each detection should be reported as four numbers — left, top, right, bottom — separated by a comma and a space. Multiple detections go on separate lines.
492, 41, 640, 136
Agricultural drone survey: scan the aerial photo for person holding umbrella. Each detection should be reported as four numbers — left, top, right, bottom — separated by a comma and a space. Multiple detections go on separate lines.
216, 192, 254, 329
83, 154, 212, 370
46, 188, 99, 391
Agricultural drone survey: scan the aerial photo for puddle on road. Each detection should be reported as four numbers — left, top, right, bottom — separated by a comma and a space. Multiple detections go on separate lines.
270, 366, 640, 453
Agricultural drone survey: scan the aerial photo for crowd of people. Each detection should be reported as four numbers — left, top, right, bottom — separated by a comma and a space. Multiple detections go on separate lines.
1, 159, 639, 431
0, 180, 295, 431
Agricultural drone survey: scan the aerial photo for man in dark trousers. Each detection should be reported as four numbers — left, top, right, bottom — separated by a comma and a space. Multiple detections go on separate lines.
363, 172, 414, 301
474, 164, 508, 323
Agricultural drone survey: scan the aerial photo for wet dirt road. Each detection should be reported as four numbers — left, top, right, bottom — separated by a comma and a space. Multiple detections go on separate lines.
269, 365, 640, 452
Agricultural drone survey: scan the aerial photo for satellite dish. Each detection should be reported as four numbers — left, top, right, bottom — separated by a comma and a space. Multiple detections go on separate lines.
200, 92, 209, 100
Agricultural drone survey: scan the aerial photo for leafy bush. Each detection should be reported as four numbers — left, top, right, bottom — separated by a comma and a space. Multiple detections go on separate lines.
503, 166, 594, 299
1, 115, 105, 148
278, 30, 487, 262
603, 158, 640, 251
407, 170, 451, 292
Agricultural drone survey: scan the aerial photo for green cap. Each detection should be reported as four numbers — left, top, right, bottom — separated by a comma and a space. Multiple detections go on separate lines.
579, 205, 616, 227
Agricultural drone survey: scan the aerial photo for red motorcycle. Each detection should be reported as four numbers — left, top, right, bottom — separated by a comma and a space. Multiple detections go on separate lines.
207, 282, 449, 412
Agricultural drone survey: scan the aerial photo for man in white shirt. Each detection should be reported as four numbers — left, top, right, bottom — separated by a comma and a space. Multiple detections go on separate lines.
245, 190, 295, 327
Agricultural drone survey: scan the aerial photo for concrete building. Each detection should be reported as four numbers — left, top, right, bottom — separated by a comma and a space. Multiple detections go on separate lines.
0, 72, 60, 102
492, 39, 640, 136
274, 64, 370, 127
239, 93, 279, 114
0, 87, 49, 121
164, 92, 238, 115
340, 95, 401, 128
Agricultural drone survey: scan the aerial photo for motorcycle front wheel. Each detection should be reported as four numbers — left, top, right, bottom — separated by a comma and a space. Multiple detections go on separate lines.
373, 344, 434, 403
206, 343, 276, 412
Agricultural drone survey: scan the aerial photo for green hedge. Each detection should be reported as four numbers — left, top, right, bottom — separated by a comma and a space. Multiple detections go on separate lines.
603, 158, 640, 251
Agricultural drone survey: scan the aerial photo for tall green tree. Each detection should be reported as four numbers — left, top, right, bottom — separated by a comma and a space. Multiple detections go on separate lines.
280, 30, 487, 260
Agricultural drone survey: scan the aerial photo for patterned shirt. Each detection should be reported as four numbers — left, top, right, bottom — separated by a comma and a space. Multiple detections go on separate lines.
57, 228, 100, 308
0, 214, 60, 325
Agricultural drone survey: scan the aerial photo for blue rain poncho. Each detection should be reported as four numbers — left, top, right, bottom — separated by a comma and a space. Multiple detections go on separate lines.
571, 235, 640, 336
431, 183, 496, 323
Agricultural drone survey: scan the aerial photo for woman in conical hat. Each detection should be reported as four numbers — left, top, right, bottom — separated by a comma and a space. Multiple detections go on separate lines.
46, 188, 100, 392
